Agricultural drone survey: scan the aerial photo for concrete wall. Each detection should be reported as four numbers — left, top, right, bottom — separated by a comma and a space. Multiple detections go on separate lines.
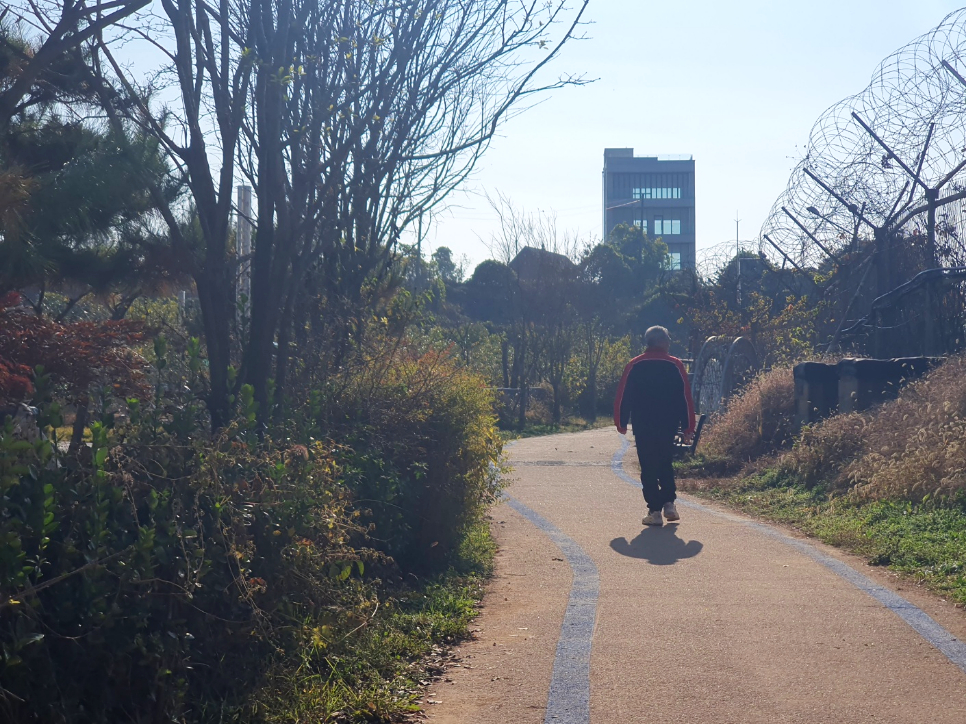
793, 357, 944, 429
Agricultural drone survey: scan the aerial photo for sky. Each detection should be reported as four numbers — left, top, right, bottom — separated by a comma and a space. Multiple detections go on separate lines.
422, 0, 966, 271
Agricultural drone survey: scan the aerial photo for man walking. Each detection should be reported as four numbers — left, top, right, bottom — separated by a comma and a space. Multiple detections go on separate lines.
614, 326, 695, 526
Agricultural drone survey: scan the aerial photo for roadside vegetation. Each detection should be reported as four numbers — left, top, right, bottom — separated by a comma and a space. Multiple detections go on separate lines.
0, 295, 503, 722
7, 0, 966, 720
681, 357, 966, 606
0, 1, 597, 722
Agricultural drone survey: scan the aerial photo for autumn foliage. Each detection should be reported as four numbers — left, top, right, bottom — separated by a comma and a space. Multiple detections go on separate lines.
0, 292, 148, 405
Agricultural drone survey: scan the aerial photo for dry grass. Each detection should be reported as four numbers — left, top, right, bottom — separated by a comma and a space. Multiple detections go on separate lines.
845, 355, 966, 501
779, 412, 869, 490
781, 354, 966, 502
702, 366, 796, 462
696, 355, 966, 505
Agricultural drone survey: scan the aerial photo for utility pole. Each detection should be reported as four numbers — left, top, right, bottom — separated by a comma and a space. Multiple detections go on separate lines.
735, 212, 741, 307
416, 211, 425, 291
237, 185, 253, 324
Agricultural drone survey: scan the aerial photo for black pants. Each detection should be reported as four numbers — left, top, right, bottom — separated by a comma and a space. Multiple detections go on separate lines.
635, 432, 676, 512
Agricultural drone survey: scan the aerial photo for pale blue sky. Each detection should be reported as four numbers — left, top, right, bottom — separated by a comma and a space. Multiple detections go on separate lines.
425, 1, 965, 268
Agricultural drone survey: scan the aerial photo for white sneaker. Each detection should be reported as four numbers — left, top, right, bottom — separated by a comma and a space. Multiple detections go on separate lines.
663, 502, 680, 522
642, 510, 663, 526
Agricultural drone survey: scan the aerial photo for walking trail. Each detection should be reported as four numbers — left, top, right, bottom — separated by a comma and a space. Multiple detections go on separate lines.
422, 428, 966, 724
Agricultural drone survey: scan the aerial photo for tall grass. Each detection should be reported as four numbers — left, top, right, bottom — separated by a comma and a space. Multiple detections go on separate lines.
782, 355, 966, 502
702, 366, 796, 462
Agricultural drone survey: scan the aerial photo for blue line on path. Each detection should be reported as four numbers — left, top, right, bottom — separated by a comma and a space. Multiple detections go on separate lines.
504, 495, 598, 724
611, 434, 966, 675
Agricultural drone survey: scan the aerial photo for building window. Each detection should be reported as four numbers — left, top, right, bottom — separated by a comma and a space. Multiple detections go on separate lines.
633, 187, 681, 200
667, 252, 682, 270
653, 218, 682, 235
632, 219, 648, 233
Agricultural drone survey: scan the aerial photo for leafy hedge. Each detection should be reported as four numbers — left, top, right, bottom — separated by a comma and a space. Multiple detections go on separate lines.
1, 406, 364, 721
304, 342, 503, 572
0, 330, 502, 722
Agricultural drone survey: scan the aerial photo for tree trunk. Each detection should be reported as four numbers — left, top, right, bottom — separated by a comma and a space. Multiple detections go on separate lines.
509, 333, 524, 389
585, 365, 598, 421
517, 381, 528, 429
195, 263, 234, 430
68, 399, 88, 454
551, 380, 561, 423
273, 291, 296, 419
501, 336, 510, 388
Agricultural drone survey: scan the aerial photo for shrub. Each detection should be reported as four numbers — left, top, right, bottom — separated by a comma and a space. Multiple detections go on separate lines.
1, 315, 503, 722
0, 293, 148, 406
702, 366, 796, 461
0, 396, 366, 723
305, 336, 503, 573
0, 358, 32, 405
596, 335, 633, 415
525, 384, 555, 426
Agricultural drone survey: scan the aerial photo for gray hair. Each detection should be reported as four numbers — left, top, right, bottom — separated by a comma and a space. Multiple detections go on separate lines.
644, 325, 671, 349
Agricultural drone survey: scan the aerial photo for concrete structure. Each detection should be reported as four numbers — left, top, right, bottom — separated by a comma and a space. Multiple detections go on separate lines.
602, 149, 696, 270
793, 356, 943, 429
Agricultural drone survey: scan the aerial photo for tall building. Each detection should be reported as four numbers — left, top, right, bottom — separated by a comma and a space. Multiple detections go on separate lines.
602, 149, 696, 270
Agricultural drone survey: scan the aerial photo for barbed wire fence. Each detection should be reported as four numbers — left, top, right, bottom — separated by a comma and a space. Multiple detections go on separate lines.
756, 8, 966, 357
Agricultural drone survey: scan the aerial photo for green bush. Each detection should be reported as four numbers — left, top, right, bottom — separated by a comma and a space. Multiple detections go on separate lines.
307, 339, 503, 573
1, 327, 503, 722
0, 389, 366, 723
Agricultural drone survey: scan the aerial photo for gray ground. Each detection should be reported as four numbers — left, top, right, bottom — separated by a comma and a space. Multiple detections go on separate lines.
423, 428, 966, 723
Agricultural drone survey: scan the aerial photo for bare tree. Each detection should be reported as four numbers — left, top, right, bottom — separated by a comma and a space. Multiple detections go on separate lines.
485, 193, 582, 424
87, 0, 256, 427
485, 191, 581, 264
242, 0, 591, 414
80, 0, 589, 425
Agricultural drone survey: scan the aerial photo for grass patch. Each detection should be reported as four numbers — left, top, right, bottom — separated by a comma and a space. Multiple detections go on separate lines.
257, 521, 495, 723
262, 575, 485, 722
684, 470, 966, 606
674, 451, 747, 478
500, 415, 611, 441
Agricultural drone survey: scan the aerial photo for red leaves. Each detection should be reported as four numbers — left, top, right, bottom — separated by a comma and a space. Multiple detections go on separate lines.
0, 359, 33, 403
0, 306, 149, 404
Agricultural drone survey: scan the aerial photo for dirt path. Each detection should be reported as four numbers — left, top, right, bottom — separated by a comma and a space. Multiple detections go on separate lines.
423, 428, 966, 723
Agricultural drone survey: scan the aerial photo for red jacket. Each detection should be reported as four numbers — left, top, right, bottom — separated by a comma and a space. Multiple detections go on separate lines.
613, 349, 695, 436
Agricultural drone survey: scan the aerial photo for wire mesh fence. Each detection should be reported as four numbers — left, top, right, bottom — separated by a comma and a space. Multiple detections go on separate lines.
756, 9, 966, 356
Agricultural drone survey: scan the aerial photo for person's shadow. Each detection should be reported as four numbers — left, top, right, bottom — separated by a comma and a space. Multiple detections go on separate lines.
609, 525, 703, 565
